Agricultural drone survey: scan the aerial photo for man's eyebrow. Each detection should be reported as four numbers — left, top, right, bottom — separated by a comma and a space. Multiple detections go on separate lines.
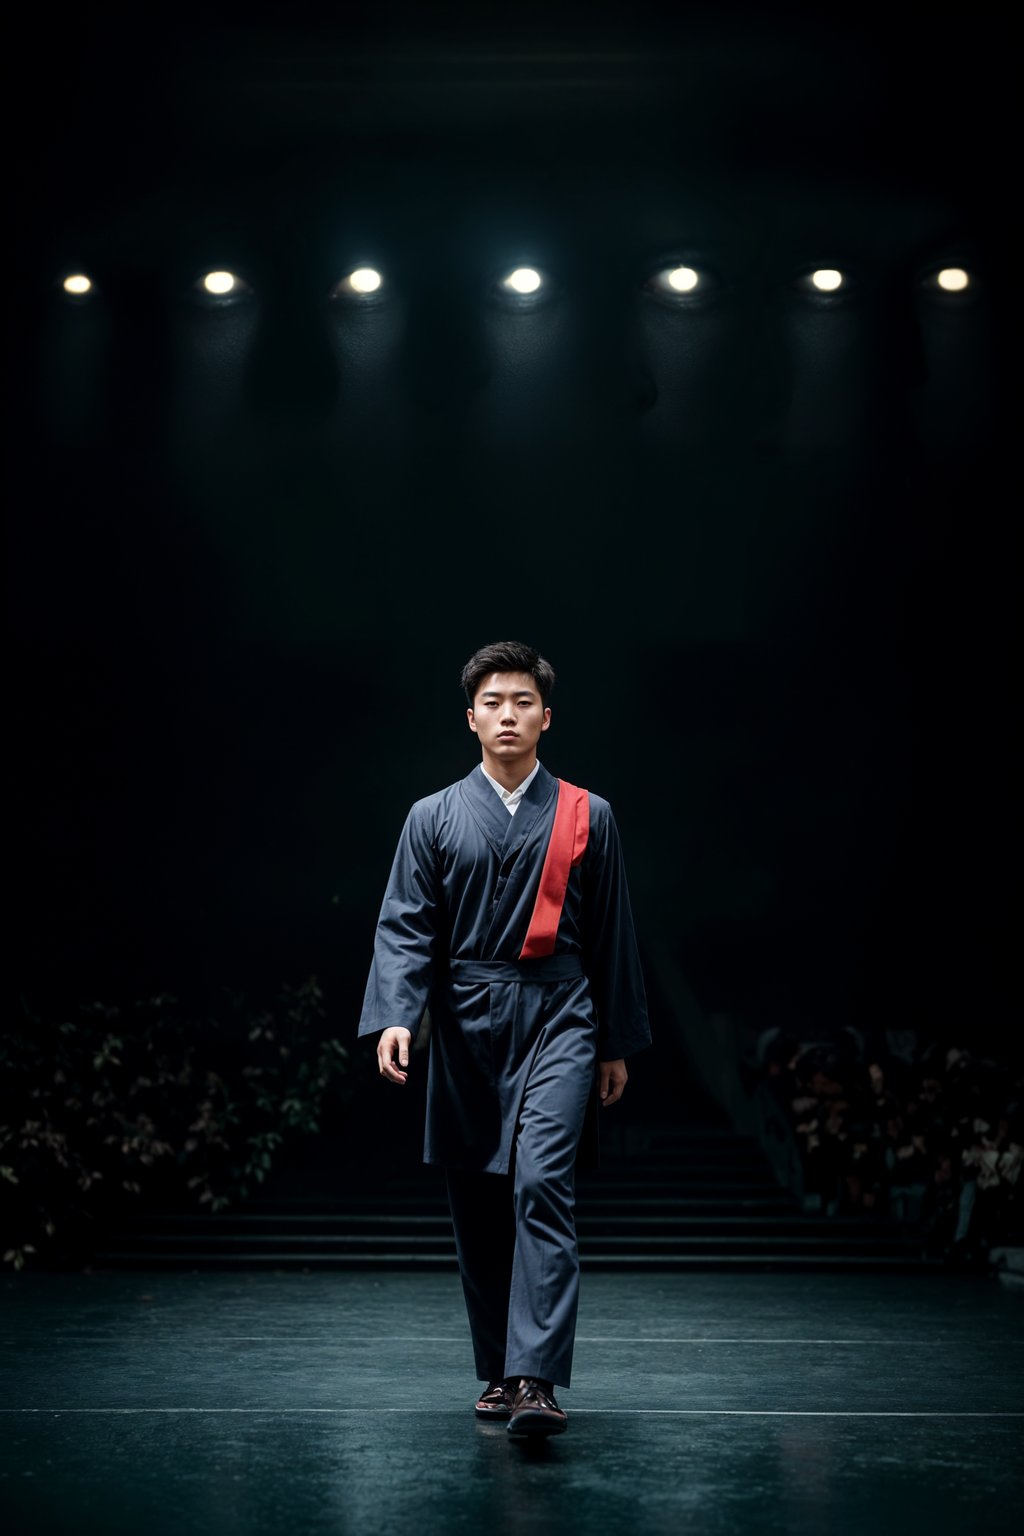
480, 688, 536, 697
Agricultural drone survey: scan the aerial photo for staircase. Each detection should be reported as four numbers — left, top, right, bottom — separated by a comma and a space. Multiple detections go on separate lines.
90, 1123, 940, 1271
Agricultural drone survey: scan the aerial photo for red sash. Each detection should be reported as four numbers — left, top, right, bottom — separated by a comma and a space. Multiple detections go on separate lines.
519, 779, 590, 959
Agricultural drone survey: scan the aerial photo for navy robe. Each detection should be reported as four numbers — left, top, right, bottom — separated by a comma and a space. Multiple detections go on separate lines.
357, 760, 651, 1173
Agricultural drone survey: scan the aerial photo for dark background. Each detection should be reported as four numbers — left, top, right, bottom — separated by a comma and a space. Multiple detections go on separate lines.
6, 1, 1016, 1067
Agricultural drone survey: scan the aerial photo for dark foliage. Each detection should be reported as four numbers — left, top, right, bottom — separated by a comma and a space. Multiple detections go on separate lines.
0, 977, 350, 1269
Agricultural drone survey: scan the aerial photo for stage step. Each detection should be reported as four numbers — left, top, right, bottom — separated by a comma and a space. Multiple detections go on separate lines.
88, 1127, 938, 1271
90, 1250, 942, 1273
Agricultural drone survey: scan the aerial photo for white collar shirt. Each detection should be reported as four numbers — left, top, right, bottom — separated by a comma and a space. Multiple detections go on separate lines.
479, 759, 541, 816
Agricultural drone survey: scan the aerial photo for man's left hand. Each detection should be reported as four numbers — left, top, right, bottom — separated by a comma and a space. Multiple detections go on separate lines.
598, 1058, 628, 1107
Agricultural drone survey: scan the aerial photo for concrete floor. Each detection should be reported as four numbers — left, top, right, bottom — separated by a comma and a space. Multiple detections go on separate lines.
1, 1270, 1022, 1535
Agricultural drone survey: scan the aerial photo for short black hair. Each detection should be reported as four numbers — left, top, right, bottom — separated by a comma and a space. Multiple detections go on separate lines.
461, 640, 556, 709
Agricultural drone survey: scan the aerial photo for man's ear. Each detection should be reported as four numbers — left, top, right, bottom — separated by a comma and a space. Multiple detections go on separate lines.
541, 708, 552, 731
467, 707, 478, 735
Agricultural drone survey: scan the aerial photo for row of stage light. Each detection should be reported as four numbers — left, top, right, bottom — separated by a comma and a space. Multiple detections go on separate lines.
60, 263, 974, 304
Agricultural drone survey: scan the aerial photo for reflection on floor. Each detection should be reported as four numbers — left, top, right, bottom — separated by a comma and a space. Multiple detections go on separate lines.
1, 1270, 1022, 1535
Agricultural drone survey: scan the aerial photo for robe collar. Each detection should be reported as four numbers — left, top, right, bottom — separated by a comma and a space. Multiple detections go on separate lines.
459, 759, 558, 858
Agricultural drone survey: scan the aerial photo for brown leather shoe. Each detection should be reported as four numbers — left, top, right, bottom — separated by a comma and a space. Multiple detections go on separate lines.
475, 1379, 517, 1418
506, 1377, 567, 1437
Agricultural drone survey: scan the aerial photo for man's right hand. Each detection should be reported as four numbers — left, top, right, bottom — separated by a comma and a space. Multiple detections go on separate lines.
377, 1027, 412, 1085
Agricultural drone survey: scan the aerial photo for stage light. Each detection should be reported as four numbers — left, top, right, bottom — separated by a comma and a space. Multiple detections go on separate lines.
644, 263, 715, 307
810, 269, 844, 292
349, 268, 382, 293
503, 268, 542, 295
62, 274, 93, 295
489, 264, 556, 308
331, 267, 386, 301
191, 270, 254, 306
936, 267, 969, 292
202, 271, 239, 295
666, 266, 699, 292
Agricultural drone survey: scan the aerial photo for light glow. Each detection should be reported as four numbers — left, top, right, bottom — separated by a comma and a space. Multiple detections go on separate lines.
63, 274, 92, 295
348, 267, 382, 293
810, 269, 844, 292
503, 267, 542, 295
666, 266, 699, 292
937, 267, 969, 292
202, 271, 237, 295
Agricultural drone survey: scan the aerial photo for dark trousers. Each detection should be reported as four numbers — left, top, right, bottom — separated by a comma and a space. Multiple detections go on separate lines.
445, 1024, 594, 1390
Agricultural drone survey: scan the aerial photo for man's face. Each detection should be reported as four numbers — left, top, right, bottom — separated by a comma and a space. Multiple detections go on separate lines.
467, 671, 551, 760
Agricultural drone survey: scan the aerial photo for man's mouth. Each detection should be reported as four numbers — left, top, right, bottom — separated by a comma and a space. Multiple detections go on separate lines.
497, 732, 518, 740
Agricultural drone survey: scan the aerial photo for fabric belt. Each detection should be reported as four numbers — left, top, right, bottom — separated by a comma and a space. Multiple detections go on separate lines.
448, 955, 584, 984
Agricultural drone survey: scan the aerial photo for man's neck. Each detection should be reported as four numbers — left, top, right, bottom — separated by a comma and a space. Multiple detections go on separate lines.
480, 750, 538, 793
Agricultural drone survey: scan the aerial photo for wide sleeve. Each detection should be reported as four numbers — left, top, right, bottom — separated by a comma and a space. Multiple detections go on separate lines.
581, 798, 652, 1061
357, 801, 443, 1043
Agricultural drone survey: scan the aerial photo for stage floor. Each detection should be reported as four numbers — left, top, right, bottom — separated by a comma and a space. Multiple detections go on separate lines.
2, 1269, 1021, 1534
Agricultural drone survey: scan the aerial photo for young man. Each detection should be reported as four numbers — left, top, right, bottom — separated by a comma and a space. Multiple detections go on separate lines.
358, 640, 650, 1438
